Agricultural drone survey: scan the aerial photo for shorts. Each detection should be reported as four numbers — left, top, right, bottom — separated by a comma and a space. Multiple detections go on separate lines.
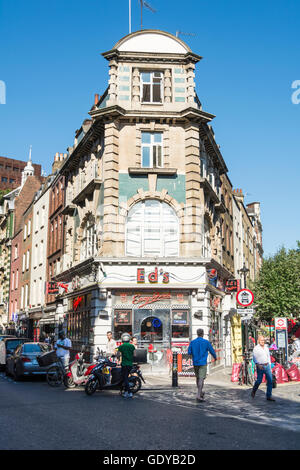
194, 365, 207, 380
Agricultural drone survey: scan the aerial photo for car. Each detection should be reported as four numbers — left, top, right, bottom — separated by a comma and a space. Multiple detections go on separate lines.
6, 342, 52, 380
0, 337, 30, 371
0, 335, 17, 341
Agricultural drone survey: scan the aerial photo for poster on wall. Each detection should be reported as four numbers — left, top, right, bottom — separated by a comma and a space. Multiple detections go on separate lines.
115, 309, 131, 324
172, 310, 188, 324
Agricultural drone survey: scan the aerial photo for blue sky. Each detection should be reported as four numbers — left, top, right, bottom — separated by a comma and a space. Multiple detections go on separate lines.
0, 0, 299, 257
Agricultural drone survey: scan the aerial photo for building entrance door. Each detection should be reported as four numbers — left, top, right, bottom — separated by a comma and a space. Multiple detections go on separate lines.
133, 308, 171, 372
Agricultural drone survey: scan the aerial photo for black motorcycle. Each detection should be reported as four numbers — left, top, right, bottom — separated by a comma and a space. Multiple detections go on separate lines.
84, 351, 145, 396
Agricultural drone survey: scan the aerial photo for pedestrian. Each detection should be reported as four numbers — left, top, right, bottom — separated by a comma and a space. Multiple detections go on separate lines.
54, 330, 72, 367
188, 328, 217, 403
117, 333, 135, 399
131, 336, 138, 348
269, 337, 278, 350
291, 335, 300, 352
106, 331, 117, 356
251, 335, 275, 401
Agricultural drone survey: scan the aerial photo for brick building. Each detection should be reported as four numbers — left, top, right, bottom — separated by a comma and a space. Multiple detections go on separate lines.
0, 155, 41, 191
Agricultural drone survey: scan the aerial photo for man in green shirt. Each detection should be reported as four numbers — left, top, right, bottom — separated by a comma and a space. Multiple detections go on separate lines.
117, 333, 135, 398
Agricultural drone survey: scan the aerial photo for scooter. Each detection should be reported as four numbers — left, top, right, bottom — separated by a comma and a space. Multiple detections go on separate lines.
64, 347, 97, 389
84, 350, 145, 396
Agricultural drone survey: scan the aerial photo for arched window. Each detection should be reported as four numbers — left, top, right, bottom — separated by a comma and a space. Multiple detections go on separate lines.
126, 200, 179, 257
80, 215, 97, 260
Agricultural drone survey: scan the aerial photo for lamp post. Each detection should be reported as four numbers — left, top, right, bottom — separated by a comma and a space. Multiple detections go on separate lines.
238, 263, 251, 384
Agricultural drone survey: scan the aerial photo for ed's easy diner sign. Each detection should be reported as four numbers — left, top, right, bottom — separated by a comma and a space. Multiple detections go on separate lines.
137, 267, 169, 284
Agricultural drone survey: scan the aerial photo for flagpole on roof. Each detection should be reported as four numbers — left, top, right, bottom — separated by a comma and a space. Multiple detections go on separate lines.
129, 0, 131, 33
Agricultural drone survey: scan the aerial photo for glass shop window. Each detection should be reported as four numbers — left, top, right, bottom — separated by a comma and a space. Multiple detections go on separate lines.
114, 309, 132, 340
172, 309, 190, 339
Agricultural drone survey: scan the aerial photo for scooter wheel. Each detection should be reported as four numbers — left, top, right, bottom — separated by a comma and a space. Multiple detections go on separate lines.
128, 376, 142, 394
85, 377, 98, 396
63, 375, 76, 389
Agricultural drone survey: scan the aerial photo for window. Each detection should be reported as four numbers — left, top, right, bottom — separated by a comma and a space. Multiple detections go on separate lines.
203, 220, 211, 258
23, 224, 27, 240
21, 286, 24, 309
140, 71, 163, 103
141, 132, 163, 168
15, 270, 18, 289
14, 244, 18, 259
80, 216, 97, 260
22, 254, 26, 272
1, 177, 7, 183
9, 178, 15, 184
26, 250, 30, 270
126, 200, 179, 258
27, 220, 31, 236
13, 167, 19, 172
25, 284, 28, 308
11, 272, 15, 291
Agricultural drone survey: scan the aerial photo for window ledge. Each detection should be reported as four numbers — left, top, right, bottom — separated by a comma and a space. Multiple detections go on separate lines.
128, 167, 177, 176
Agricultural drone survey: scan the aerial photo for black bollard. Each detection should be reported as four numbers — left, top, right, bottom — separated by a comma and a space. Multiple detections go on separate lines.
172, 351, 178, 387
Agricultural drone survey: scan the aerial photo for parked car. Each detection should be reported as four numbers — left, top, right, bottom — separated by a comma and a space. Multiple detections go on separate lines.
0, 335, 16, 341
0, 337, 30, 371
6, 342, 52, 380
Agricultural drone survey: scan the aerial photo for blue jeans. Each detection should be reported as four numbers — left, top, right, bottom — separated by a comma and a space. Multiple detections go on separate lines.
253, 364, 273, 398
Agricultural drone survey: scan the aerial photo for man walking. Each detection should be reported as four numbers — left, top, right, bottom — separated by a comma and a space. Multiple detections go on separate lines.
251, 335, 275, 401
188, 329, 217, 402
117, 333, 135, 399
106, 331, 117, 356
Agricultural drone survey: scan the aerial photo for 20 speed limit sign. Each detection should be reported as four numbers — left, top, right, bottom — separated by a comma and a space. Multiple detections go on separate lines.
236, 289, 254, 307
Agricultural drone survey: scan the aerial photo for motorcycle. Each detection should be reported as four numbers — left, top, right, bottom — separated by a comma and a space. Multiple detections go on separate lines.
64, 347, 96, 389
84, 349, 145, 396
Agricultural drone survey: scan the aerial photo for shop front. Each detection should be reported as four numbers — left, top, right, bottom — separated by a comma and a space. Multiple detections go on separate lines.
112, 290, 191, 371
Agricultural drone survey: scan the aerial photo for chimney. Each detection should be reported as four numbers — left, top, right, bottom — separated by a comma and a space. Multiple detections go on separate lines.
94, 93, 100, 105
233, 188, 244, 204
52, 152, 66, 173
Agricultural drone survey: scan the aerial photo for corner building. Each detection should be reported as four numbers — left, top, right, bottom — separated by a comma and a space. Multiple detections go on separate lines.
55, 30, 238, 372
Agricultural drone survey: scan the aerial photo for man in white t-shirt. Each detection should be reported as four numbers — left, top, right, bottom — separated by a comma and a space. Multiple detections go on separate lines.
251, 335, 275, 401
55, 330, 72, 367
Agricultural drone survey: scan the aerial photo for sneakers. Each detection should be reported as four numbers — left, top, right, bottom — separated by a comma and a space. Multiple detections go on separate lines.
128, 392, 133, 398
266, 397, 276, 402
123, 391, 133, 399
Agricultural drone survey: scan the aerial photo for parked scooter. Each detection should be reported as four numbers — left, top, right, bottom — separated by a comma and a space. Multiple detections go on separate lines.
84, 349, 145, 396
64, 346, 96, 389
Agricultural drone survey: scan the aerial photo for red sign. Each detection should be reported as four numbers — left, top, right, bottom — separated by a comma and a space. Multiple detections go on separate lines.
132, 292, 171, 308
137, 268, 169, 284
236, 289, 254, 307
225, 279, 240, 293
73, 296, 84, 311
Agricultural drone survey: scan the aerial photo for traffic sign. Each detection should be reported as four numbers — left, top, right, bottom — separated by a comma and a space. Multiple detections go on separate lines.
236, 289, 254, 307
237, 308, 254, 315
241, 315, 253, 322
275, 318, 287, 330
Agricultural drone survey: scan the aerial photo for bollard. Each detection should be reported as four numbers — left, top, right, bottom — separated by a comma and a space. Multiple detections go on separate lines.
172, 351, 178, 387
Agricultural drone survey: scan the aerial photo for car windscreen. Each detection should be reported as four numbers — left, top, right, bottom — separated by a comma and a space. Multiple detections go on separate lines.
23, 344, 42, 353
6, 340, 26, 351
22, 343, 50, 353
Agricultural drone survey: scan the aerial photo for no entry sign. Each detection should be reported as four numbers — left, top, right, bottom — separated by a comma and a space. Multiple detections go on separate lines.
236, 289, 254, 307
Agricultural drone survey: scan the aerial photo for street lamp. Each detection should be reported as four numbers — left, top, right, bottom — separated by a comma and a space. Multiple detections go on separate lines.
238, 263, 251, 383
238, 263, 250, 289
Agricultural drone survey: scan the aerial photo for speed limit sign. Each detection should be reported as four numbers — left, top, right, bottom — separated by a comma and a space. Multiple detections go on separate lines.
236, 289, 254, 307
